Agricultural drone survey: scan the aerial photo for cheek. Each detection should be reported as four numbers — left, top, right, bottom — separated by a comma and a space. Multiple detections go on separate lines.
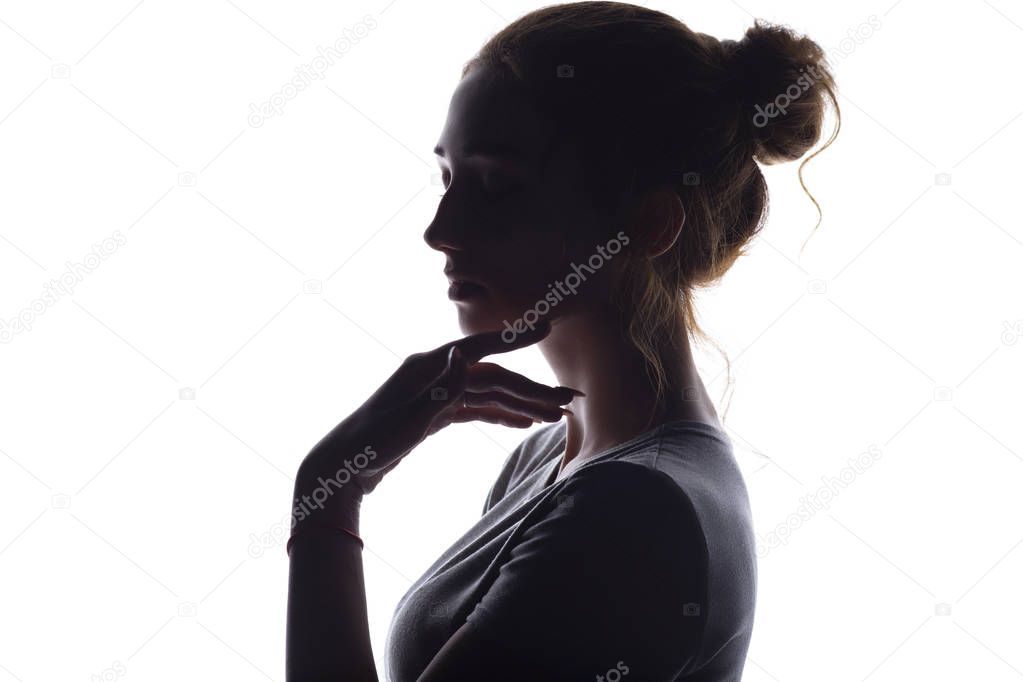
475, 189, 600, 299
483, 236, 566, 296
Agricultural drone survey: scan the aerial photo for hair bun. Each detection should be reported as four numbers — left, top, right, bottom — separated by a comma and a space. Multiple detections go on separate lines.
724, 19, 837, 165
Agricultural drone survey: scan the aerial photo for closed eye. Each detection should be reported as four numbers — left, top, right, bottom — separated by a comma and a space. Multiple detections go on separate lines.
434, 166, 525, 202
438, 185, 522, 201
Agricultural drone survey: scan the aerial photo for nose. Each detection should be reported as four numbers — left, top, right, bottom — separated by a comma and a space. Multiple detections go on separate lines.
423, 195, 464, 253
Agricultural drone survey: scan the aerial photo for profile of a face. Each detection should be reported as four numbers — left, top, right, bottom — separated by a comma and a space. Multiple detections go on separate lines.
424, 64, 624, 337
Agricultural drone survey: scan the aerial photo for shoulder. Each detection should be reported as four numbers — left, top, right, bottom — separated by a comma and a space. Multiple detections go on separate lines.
557, 459, 699, 514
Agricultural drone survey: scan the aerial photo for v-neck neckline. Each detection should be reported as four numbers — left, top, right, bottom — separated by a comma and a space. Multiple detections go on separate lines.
538, 418, 727, 489
542, 452, 566, 488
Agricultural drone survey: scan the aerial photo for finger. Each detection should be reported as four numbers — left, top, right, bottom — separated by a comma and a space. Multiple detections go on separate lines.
448, 406, 536, 429
404, 345, 470, 435
463, 390, 570, 423
466, 362, 583, 405
448, 317, 553, 364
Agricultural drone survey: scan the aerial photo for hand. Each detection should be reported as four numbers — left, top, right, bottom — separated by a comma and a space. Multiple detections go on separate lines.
297, 319, 581, 497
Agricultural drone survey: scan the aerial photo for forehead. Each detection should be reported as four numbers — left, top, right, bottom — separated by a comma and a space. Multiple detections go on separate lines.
434, 64, 555, 167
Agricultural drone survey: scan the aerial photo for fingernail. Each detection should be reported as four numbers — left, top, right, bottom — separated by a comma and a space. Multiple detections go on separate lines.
561, 407, 574, 416
559, 386, 586, 397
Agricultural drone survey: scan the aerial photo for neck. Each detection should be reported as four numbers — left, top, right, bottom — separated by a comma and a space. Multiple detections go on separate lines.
538, 305, 720, 471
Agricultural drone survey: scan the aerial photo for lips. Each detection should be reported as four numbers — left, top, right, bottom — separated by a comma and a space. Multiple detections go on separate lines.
443, 271, 486, 287
448, 280, 486, 301
444, 271, 488, 301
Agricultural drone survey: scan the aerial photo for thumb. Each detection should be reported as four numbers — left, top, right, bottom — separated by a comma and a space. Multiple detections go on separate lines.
440, 344, 467, 406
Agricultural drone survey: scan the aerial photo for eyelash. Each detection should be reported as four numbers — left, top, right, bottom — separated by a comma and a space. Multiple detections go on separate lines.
437, 184, 521, 200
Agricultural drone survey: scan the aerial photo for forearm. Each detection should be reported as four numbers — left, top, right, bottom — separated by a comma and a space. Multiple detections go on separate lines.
285, 469, 378, 681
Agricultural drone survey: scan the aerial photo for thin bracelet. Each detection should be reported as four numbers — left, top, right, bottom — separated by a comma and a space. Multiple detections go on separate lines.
286, 522, 364, 556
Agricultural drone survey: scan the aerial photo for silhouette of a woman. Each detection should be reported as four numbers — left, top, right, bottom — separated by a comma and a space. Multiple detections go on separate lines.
285, 2, 839, 680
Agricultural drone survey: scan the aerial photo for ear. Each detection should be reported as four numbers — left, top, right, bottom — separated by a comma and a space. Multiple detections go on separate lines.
629, 185, 685, 259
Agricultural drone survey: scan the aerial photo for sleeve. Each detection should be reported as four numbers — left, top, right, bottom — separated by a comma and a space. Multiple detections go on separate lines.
464, 461, 709, 679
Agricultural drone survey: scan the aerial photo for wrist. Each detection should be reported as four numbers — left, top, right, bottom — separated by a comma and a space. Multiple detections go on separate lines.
292, 462, 364, 533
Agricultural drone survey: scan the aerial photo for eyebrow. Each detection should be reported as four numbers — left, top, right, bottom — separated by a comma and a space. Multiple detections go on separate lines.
433, 141, 528, 161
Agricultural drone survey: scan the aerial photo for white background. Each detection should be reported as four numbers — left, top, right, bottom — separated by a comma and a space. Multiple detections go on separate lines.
1, 0, 1021, 680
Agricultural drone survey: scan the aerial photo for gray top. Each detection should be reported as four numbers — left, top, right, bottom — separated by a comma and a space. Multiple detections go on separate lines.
384, 419, 757, 681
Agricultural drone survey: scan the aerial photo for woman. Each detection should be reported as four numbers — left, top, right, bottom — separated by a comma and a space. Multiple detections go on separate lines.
285, 2, 839, 680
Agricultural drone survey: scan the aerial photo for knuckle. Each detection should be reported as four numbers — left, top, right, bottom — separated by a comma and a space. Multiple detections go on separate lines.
402, 351, 425, 366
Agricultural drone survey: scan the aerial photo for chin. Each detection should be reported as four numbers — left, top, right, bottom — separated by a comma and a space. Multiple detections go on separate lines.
454, 293, 559, 342
454, 303, 511, 337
